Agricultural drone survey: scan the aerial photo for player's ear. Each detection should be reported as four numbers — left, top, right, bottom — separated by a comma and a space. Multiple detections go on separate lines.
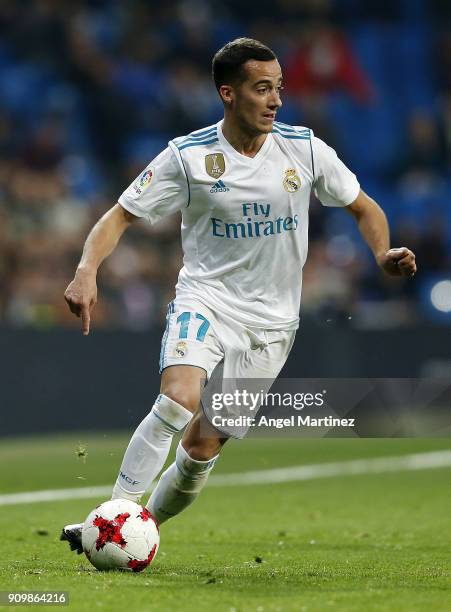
219, 84, 234, 105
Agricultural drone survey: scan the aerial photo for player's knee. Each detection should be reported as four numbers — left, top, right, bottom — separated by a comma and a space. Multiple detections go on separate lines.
181, 438, 224, 462
160, 385, 199, 414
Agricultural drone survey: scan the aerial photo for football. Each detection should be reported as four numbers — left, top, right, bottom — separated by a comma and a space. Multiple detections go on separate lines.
81, 499, 159, 572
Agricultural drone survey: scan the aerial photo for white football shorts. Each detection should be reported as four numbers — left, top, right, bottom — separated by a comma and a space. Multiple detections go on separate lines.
159, 296, 295, 382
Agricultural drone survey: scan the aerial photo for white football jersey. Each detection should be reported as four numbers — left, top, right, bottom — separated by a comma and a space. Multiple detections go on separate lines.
119, 120, 360, 330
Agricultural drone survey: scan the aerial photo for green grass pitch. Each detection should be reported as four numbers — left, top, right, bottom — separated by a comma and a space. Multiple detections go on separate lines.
0, 434, 450, 611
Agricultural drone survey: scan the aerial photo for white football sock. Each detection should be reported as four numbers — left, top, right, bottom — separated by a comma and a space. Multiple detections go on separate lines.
111, 394, 193, 503
146, 441, 218, 524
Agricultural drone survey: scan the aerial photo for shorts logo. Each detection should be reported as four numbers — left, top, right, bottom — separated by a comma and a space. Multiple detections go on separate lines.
133, 168, 153, 194
205, 153, 225, 178
283, 168, 301, 192
174, 341, 188, 358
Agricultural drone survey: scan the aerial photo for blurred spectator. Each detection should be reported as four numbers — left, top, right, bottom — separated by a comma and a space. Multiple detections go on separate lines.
284, 23, 374, 103
394, 217, 449, 275
393, 111, 447, 190
165, 60, 219, 132
20, 118, 64, 172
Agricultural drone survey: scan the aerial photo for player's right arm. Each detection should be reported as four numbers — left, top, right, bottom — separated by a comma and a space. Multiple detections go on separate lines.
64, 204, 138, 336
65, 145, 189, 335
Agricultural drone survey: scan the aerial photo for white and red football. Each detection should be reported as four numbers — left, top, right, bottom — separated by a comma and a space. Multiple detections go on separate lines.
81, 499, 159, 572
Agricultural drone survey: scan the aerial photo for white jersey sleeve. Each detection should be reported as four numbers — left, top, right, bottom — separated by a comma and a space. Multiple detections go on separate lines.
311, 134, 360, 207
118, 146, 188, 223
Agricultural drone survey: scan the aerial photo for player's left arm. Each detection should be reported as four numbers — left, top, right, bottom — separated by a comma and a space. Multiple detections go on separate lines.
345, 189, 417, 278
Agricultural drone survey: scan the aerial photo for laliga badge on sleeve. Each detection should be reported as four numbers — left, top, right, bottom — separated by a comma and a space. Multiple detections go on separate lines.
133, 167, 154, 195
205, 153, 225, 179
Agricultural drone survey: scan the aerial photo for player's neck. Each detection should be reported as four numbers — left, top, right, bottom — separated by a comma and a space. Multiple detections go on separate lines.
221, 117, 268, 158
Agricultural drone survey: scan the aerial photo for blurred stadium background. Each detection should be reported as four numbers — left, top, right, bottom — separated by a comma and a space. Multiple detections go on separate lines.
1, 0, 451, 434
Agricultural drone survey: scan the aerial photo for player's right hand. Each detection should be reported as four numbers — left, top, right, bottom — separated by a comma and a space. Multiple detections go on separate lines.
64, 271, 98, 336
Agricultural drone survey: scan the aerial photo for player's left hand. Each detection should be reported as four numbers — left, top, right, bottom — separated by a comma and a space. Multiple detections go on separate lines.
377, 247, 417, 278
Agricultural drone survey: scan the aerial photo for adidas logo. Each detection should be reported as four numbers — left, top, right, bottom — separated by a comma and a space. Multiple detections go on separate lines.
210, 180, 230, 193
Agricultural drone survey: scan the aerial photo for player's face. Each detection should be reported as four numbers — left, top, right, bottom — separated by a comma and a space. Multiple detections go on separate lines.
228, 59, 283, 134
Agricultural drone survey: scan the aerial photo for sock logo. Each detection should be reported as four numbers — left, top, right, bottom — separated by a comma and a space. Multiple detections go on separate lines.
120, 471, 140, 486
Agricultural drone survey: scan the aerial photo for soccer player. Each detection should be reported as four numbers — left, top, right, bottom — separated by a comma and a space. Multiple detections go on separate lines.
61, 38, 417, 552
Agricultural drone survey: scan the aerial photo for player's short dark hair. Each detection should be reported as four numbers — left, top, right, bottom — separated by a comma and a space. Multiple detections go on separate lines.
212, 37, 277, 91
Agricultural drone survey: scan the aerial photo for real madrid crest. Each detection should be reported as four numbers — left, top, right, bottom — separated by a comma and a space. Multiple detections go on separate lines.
174, 341, 188, 358
283, 168, 301, 193
205, 153, 225, 179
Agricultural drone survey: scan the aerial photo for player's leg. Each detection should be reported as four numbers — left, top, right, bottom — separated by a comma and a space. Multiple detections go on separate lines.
146, 406, 228, 524
60, 364, 206, 553
111, 297, 222, 503
111, 365, 205, 503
